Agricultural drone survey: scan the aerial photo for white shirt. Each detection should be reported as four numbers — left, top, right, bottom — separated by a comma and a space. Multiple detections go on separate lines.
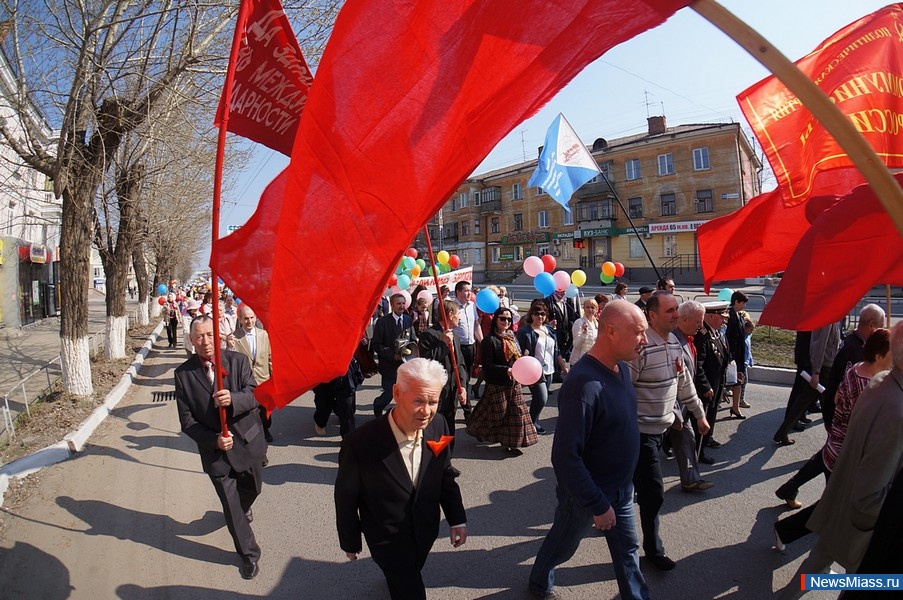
453, 299, 477, 345
244, 328, 257, 360
387, 409, 423, 485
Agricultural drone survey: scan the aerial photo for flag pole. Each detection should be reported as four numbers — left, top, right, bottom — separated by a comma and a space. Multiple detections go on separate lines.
422, 226, 466, 409
691, 0, 903, 236
210, 0, 253, 437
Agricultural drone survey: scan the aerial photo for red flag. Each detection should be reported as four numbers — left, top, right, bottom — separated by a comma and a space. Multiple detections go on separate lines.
738, 4, 903, 207
214, 0, 312, 155
214, 0, 691, 411
759, 174, 903, 330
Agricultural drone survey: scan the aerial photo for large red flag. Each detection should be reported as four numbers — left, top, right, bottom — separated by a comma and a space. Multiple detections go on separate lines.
759, 174, 903, 330
214, 0, 311, 155
214, 0, 691, 411
738, 4, 903, 207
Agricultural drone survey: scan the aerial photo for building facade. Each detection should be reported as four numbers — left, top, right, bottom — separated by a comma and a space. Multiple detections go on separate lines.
423, 117, 762, 284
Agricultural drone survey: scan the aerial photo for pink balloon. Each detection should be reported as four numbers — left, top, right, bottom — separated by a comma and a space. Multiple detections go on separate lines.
523, 255, 544, 277
512, 356, 543, 385
400, 290, 412, 309
417, 289, 433, 304
553, 270, 571, 291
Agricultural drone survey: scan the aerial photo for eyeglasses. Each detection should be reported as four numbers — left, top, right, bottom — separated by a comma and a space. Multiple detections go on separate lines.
533, 311, 547, 316
497, 316, 512, 322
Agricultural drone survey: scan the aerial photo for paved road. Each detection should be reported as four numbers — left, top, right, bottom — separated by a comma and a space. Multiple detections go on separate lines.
0, 335, 842, 599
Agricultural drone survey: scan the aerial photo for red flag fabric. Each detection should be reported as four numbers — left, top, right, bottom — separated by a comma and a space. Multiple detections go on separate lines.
758, 173, 903, 330
214, 0, 691, 411
738, 4, 903, 207
214, 0, 312, 155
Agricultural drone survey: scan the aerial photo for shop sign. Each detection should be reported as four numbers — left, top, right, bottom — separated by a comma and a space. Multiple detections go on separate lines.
577, 225, 648, 238
552, 232, 575, 240
499, 251, 515, 261
30, 244, 47, 264
647, 220, 707, 234
501, 231, 549, 245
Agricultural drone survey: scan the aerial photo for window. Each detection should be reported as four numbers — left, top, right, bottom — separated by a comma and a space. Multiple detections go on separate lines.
663, 234, 677, 257
516, 246, 525, 261
562, 207, 574, 225
512, 183, 523, 200
577, 200, 615, 221
474, 219, 480, 235
461, 220, 469, 236
629, 236, 644, 258
451, 197, 458, 212
470, 191, 478, 206
599, 161, 614, 182
628, 197, 643, 219
696, 189, 713, 213
538, 243, 550, 256
693, 147, 710, 170
492, 247, 500, 263
94, 267, 103, 278
563, 244, 572, 260
491, 217, 500, 233
535, 186, 545, 195
538, 210, 549, 228
660, 193, 676, 216
657, 153, 674, 176
474, 249, 482, 264
513, 213, 523, 231
460, 192, 468, 208
625, 159, 640, 181
462, 251, 469, 264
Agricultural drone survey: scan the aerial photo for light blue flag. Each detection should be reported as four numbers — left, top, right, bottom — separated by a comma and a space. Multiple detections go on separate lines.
527, 113, 601, 212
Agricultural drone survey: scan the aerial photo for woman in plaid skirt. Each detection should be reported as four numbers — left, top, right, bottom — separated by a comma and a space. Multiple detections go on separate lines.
466, 307, 537, 453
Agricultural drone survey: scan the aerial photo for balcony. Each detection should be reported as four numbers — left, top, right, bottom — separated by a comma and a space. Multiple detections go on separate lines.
576, 200, 618, 223
478, 186, 502, 213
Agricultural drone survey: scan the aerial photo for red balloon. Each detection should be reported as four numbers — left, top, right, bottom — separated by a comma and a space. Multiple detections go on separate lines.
541, 254, 557, 273
387, 273, 398, 287
614, 262, 625, 277
158, 296, 166, 305
448, 254, 461, 269
404, 247, 418, 258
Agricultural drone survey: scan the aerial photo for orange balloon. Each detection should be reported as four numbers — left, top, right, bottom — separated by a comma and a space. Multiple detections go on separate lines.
602, 261, 616, 277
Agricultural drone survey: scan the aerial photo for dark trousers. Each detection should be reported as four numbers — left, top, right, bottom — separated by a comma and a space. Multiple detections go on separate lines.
166, 317, 178, 346
459, 343, 475, 417
382, 565, 426, 600
374, 369, 399, 416
210, 465, 262, 563
313, 381, 356, 437
633, 433, 666, 557
697, 390, 721, 454
527, 374, 552, 425
774, 366, 829, 441
776, 451, 828, 501
257, 405, 272, 442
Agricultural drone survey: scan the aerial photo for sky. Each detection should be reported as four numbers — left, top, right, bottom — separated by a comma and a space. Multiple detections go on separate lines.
215, 0, 894, 241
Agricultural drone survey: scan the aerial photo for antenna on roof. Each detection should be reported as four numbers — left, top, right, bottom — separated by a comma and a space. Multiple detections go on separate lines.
520, 129, 527, 162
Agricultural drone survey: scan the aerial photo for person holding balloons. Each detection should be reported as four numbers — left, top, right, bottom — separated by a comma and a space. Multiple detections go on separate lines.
465, 307, 537, 453
164, 293, 180, 349
517, 300, 570, 434
570, 298, 600, 365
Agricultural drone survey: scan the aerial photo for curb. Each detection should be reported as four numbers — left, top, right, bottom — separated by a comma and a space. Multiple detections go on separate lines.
0, 320, 164, 507
748, 364, 795, 386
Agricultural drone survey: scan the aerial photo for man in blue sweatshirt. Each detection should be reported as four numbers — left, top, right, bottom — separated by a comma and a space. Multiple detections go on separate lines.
528, 301, 650, 600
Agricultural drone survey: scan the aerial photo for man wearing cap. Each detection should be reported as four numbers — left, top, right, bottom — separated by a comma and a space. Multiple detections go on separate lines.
694, 302, 731, 460
634, 287, 654, 313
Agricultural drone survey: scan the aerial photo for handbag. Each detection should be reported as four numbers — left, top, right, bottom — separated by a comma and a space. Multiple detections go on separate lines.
725, 360, 738, 386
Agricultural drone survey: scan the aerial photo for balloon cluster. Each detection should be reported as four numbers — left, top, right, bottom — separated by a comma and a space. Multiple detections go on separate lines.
387, 247, 464, 308
521, 254, 589, 299
599, 260, 625, 284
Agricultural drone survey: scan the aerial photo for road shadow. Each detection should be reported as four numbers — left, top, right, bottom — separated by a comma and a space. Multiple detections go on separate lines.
0, 541, 73, 599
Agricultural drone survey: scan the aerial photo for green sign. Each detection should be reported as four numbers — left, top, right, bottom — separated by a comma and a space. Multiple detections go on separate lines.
578, 225, 648, 238
500, 252, 515, 261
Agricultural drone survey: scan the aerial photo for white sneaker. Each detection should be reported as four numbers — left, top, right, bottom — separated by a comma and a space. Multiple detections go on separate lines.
314, 424, 327, 436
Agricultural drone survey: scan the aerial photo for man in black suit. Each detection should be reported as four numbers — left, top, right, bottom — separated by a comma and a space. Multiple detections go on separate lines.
174, 315, 267, 580
694, 301, 730, 460
335, 358, 467, 600
372, 292, 417, 416
544, 290, 579, 361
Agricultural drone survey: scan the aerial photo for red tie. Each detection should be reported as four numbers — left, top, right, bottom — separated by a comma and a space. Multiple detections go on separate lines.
687, 335, 696, 361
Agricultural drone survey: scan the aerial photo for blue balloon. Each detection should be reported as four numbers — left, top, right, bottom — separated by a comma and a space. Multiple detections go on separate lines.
397, 274, 412, 289
534, 272, 556, 296
565, 283, 579, 298
718, 288, 734, 302
475, 289, 500, 314
157, 283, 168, 296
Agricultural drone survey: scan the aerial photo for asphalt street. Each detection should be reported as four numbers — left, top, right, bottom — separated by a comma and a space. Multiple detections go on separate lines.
0, 334, 843, 599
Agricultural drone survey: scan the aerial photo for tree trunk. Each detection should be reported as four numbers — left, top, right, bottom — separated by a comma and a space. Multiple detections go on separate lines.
138, 297, 149, 326
59, 185, 94, 397
105, 315, 128, 360
132, 231, 150, 326
104, 261, 128, 360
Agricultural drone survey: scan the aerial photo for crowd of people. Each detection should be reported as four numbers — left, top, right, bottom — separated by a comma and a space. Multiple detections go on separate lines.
166, 277, 902, 598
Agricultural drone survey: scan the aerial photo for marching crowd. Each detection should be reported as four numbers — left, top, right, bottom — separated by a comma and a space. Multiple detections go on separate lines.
165, 278, 902, 599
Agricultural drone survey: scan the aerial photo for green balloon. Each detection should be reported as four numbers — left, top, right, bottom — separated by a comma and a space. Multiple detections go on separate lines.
415, 258, 427, 270
600, 272, 615, 284
439, 263, 451, 274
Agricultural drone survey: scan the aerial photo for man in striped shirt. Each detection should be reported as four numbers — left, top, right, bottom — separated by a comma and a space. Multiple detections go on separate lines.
628, 291, 710, 572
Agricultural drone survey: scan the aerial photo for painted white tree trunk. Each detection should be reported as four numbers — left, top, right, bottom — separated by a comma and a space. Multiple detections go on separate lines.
151, 299, 162, 319
61, 337, 94, 397
105, 315, 128, 360
138, 298, 149, 326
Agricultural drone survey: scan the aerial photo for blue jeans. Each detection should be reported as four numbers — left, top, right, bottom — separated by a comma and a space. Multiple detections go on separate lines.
529, 483, 649, 599
528, 374, 552, 424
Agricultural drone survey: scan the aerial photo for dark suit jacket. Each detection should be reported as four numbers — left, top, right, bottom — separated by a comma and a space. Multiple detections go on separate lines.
695, 323, 729, 400
334, 414, 466, 570
174, 351, 266, 476
373, 312, 416, 376
544, 294, 579, 357
418, 326, 467, 417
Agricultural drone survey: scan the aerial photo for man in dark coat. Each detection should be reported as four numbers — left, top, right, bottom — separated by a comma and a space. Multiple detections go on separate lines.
372, 292, 417, 416
174, 315, 267, 579
694, 301, 730, 460
335, 358, 467, 600
417, 299, 468, 446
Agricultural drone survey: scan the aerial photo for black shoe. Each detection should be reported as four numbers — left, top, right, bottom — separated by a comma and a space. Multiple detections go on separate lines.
808, 402, 822, 414
698, 454, 715, 465
773, 437, 796, 447
528, 586, 562, 600
245, 508, 253, 523
533, 422, 546, 434
264, 431, 274, 443
792, 422, 806, 431
799, 416, 812, 424
241, 560, 259, 580
261, 455, 269, 468
373, 409, 382, 418
705, 440, 722, 449
647, 555, 676, 571
664, 447, 674, 458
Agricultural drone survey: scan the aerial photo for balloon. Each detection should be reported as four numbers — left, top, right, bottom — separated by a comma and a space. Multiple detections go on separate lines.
475, 288, 500, 314
448, 254, 461, 269
417, 289, 433, 305
405, 247, 418, 258
396, 263, 404, 275
718, 288, 734, 302
534, 272, 556, 296
400, 289, 412, 309
410, 265, 421, 278
387, 273, 398, 287
402, 256, 416, 270
415, 258, 427, 270
437, 250, 450, 265
601, 261, 616, 277
614, 262, 625, 277
553, 270, 571, 291
439, 263, 451, 274
234, 298, 241, 305
157, 296, 166, 305
389, 285, 402, 295
523, 255, 544, 277
512, 356, 543, 386
541, 254, 557, 273
397, 274, 412, 289
571, 269, 587, 287
566, 284, 580, 299
156, 283, 168, 295
600, 272, 615, 284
